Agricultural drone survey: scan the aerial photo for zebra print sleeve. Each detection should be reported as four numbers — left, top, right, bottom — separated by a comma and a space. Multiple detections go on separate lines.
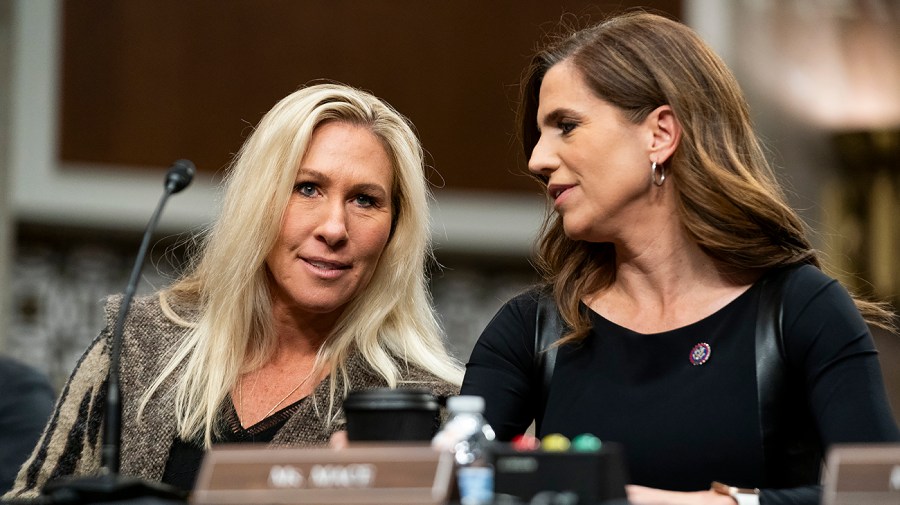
3, 329, 111, 499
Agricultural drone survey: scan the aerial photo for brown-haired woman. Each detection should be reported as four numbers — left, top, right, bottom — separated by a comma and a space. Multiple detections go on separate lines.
461, 11, 899, 505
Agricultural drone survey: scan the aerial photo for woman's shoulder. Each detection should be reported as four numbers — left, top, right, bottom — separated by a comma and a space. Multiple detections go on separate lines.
771, 264, 872, 349
777, 263, 836, 292
480, 285, 549, 335
396, 363, 460, 398
343, 350, 460, 398
102, 293, 197, 349
773, 263, 852, 314
508, 285, 546, 306
489, 285, 546, 323
104, 292, 198, 321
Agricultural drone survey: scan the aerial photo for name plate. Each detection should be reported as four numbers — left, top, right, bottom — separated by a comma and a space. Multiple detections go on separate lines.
191, 444, 453, 505
823, 444, 900, 505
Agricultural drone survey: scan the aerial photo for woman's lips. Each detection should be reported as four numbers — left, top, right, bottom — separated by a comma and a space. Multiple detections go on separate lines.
302, 257, 351, 279
548, 184, 575, 207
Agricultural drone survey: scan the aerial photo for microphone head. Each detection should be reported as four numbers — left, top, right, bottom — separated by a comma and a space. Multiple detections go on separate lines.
165, 159, 196, 194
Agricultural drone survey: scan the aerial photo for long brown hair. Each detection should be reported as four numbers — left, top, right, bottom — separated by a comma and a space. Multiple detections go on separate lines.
519, 12, 895, 343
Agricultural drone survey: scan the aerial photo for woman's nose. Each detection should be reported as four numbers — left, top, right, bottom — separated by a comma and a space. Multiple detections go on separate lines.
315, 202, 349, 247
527, 136, 558, 177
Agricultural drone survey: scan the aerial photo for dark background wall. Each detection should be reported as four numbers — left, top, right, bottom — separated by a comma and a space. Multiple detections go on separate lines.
59, 0, 681, 190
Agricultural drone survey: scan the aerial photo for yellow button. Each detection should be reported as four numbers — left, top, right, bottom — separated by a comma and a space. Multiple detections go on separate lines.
541, 433, 570, 451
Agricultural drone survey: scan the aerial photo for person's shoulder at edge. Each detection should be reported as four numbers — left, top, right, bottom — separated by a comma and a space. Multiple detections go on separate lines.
0, 356, 54, 386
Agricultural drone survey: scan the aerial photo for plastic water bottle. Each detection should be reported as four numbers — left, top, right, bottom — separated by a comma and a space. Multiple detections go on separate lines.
432, 395, 496, 505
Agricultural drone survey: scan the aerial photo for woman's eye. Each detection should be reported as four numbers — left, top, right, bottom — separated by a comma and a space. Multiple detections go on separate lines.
354, 194, 378, 208
558, 122, 577, 134
294, 182, 317, 197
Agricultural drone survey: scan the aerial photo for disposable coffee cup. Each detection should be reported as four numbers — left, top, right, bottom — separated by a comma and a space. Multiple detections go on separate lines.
343, 388, 440, 442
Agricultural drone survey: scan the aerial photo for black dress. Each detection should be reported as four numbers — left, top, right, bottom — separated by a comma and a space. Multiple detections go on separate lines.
461, 265, 899, 505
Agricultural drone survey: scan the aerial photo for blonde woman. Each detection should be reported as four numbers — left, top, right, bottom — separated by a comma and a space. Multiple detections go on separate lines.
7, 83, 462, 496
461, 11, 899, 505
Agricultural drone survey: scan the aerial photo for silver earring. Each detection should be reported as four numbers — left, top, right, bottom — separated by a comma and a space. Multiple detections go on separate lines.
651, 161, 666, 187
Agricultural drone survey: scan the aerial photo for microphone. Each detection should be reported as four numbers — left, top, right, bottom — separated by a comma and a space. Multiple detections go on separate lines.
41, 160, 196, 504
103, 159, 195, 473
164, 159, 195, 194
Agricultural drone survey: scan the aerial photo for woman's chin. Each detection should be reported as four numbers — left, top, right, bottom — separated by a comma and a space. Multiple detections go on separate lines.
562, 223, 594, 243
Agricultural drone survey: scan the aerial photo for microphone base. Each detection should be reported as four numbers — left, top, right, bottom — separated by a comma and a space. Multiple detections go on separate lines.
42, 473, 187, 505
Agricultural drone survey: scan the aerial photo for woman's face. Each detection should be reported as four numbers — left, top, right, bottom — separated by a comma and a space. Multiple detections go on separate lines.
528, 60, 657, 243
266, 121, 394, 323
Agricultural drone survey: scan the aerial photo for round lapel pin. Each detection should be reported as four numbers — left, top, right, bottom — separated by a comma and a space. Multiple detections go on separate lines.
689, 342, 711, 365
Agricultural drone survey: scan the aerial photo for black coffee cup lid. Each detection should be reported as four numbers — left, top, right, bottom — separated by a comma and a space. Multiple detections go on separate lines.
344, 388, 438, 411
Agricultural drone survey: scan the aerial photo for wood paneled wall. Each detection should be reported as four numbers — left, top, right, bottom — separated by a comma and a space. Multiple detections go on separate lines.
59, 0, 681, 191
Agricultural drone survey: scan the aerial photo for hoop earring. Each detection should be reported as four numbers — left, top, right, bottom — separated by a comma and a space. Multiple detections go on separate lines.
651, 161, 666, 187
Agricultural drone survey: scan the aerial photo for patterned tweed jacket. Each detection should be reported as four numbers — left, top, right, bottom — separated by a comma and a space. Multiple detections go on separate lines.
5, 295, 459, 498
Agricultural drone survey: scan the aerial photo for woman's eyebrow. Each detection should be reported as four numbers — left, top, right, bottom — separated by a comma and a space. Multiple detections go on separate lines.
539, 107, 579, 128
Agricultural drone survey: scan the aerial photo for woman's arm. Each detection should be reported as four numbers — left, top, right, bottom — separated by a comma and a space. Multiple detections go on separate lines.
3, 331, 110, 499
460, 292, 540, 441
674, 268, 899, 505
782, 268, 900, 444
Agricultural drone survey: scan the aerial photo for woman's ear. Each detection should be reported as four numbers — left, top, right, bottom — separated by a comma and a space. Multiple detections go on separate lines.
646, 105, 681, 164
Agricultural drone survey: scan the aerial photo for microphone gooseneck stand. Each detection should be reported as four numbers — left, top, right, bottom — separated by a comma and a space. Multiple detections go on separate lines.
36, 160, 196, 505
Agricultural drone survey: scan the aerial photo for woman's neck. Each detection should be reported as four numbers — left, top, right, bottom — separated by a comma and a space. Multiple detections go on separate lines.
269, 299, 338, 352
587, 224, 757, 333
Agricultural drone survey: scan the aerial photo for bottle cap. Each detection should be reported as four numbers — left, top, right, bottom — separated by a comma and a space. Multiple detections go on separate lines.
447, 395, 485, 413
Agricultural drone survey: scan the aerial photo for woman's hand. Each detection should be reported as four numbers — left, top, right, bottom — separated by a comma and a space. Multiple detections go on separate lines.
329, 430, 349, 449
626, 485, 736, 505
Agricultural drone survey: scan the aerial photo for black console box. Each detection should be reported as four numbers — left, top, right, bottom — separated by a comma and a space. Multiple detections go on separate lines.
491, 442, 628, 505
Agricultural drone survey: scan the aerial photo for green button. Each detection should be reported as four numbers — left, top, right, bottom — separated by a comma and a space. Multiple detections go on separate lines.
571, 434, 602, 452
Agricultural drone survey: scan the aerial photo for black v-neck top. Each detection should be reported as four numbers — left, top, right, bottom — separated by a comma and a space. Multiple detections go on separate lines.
161, 395, 304, 491
461, 265, 900, 504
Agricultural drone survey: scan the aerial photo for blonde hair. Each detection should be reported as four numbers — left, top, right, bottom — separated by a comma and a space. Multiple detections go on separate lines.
141, 83, 462, 446
519, 12, 895, 344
